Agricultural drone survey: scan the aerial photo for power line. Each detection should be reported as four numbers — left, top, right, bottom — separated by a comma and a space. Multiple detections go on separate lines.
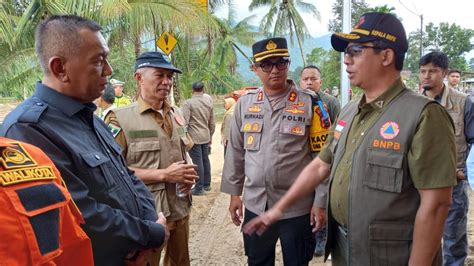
398, 0, 420, 17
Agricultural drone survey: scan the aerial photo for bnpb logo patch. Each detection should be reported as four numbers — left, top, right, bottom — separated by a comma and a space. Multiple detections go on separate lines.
379, 122, 400, 140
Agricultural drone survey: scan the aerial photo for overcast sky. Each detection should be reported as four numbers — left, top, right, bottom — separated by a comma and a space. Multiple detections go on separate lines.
215, 0, 474, 58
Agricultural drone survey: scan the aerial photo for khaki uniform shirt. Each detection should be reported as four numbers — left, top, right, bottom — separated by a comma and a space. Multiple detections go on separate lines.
221, 81, 315, 219
181, 94, 215, 144
319, 79, 457, 225
105, 97, 191, 222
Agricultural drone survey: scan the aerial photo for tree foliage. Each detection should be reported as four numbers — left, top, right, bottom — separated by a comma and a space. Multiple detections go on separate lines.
0, 0, 253, 101
404, 22, 474, 87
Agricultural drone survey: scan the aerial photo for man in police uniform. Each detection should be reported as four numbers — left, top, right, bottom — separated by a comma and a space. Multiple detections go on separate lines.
244, 13, 457, 265
0, 137, 93, 265
419, 51, 473, 265
221, 37, 317, 265
105, 51, 197, 266
2, 15, 168, 265
299, 65, 341, 256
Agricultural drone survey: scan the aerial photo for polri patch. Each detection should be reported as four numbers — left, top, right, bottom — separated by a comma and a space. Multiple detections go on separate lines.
379, 122, 399, 140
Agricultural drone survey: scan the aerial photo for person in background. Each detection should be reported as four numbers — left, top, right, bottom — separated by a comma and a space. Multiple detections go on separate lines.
221, 97, 236, 155
95, 84, 115, 120
299, 65, 341, 257
111, 78, 132, 107
420, 51, 472, 266
181, 81, 215, 195
447, 69, 462, 92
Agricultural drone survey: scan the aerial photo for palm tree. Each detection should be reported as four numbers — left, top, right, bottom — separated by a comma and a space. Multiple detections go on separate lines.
249, 0, 320, 65
0, 0, 218, 99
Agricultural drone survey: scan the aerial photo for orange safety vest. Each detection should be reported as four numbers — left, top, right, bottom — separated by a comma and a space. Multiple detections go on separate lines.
0, 138, 93, 265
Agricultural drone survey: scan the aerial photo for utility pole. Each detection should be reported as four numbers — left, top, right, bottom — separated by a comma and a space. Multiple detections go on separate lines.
340, 0, 351, 107
420, 14, 423, 58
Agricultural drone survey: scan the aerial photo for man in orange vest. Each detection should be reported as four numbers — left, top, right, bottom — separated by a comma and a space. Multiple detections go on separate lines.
0, 137, 93, 265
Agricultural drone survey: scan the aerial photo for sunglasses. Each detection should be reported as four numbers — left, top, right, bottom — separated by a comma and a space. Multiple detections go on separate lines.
256, 59, 290, 73
344, 45, 384, 57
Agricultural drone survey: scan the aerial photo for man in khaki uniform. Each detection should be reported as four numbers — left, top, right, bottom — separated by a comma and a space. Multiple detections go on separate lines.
300, 65, 341, 257
244, 13, 457, 266
419, 51, 473, 266
105, 52, 198, 266
221, 37, 317, 265
181, 81, 215, 195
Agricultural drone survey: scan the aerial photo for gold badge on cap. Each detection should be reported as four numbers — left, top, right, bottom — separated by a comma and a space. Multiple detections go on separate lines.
266, 40, 277, 51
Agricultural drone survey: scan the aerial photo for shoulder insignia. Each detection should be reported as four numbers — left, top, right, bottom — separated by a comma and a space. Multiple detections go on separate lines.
0, 142, 56, 186
107, 123, 122, 138
17, 102, 48, 123
248, 105, 262, 113
256, 91, 264, 102
288, 91, 297, 102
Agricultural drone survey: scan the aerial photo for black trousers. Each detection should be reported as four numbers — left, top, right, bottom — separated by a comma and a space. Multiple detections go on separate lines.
243, 209, 315, 266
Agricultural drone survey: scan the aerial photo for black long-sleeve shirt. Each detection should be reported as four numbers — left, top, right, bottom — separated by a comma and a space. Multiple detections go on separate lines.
2, 82, 165, 265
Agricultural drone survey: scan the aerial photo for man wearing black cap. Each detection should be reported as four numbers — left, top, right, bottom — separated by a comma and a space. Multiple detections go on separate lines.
221, 37, 317, 265
105, 51, 197, 266
1, 15, 169, 265
243, 13, 457, 265
181, 81, 215, 195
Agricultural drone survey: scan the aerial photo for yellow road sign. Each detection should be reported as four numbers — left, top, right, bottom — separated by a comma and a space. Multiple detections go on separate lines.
156, 31, 177, 55
196, 0, 208, 12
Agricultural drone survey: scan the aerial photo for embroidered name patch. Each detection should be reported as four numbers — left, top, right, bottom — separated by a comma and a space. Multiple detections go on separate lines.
379, 122, 400, 140
0, 166, 56, 186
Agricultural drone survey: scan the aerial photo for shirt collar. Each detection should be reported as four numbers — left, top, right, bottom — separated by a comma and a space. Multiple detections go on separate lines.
137, 96, 171, 114
358, 78, 406, 110
33, 82, 95, 117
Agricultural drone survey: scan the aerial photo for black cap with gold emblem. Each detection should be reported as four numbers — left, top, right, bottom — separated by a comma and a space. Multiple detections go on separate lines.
331, 12, 408, 54
252, 37, 290, 63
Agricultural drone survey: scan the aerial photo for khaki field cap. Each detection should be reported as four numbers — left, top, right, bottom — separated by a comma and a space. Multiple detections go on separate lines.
331, 12, 408, 54
252, 37, 290, 63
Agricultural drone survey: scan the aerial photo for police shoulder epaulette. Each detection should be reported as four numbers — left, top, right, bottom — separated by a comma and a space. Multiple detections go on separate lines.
17, 101, 48, 124
245, 89, 259, 95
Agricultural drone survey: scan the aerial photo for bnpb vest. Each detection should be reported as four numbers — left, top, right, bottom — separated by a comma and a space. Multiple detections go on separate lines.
326, 90, 443, 265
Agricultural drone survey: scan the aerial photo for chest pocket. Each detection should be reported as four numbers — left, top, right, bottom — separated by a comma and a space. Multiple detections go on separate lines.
277, 121, 307, 152
364, 148, 404, 193
80, 152, 117, 191
241, 117, 263, 151
129, 140, 161, 168
4, 183, 68, 261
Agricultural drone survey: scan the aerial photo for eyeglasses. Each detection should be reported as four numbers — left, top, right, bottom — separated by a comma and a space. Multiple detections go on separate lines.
344, 45, 384, 57
256, 59, 290, 73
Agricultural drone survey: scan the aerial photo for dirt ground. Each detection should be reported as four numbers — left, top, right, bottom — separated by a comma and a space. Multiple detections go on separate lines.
189, 122, 474, 265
